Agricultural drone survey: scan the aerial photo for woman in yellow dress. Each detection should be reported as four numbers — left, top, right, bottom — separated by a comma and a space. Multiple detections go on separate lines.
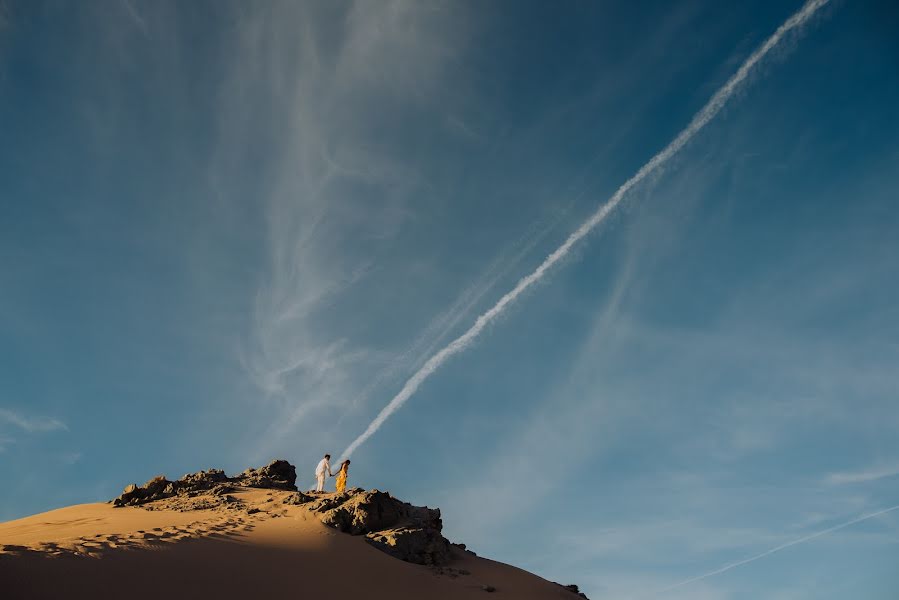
335, 459, 351, 494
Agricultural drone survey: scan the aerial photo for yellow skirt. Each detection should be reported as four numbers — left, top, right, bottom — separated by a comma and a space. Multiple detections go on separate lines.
335, 471, 347, 494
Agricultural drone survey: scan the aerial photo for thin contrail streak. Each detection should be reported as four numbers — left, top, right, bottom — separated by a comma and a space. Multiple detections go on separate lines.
656, 503, 899, 595
340, 0, 830, 460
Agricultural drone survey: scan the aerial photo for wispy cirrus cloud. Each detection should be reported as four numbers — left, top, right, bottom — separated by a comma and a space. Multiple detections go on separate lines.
60, 451, 83, 466
0, 408, 67, 433
199, 1, 481, 459
119, 0, 149, 38
825, 464, 899, 486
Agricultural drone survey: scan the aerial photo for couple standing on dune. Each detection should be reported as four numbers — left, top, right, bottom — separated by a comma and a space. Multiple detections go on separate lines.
314, 454, 351, 494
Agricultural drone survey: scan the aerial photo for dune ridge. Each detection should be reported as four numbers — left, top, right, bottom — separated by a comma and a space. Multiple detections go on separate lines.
0, 460, 588, 600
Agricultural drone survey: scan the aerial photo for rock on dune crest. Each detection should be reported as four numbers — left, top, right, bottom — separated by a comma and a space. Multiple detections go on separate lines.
287, 488, 452, 565
113, 459, 297, 506
113, 460, 453, 566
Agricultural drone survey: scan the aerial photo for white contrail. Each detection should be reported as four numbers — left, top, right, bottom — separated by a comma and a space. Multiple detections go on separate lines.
357, 211, 565, 406
340, 0, 830, 460
656, 503, 899, 595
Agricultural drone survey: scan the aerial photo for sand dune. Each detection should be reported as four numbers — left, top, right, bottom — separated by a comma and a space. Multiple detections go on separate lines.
0, 464, 587, 600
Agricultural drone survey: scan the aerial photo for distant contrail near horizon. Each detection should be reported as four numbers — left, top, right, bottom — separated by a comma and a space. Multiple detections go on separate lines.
340, 0, 830, 460
656, 503, 899, 595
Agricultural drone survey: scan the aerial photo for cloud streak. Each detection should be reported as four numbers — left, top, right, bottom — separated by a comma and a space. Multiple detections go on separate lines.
0, 408, 67, 433
350, 210, 569, 412
826, 464, 899, 485
120, 0, 149, 37
340, 0, 831, 459
656, 503, 899, 595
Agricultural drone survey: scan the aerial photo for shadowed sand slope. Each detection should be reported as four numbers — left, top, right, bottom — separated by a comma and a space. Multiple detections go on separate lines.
0, 486, 584, 599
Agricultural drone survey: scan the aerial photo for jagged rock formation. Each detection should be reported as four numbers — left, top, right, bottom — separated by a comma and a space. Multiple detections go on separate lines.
113, 460, 296, 507
233, 461, 298, 490
555, 583, 589, 599
114, 470, 450, 565
283, 488, 452, 565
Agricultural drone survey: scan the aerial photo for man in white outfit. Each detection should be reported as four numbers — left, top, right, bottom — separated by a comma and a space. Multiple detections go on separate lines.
314, 453, 333, 492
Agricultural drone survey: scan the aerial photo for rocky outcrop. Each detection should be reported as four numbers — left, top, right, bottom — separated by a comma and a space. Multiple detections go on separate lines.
232, 460, 297, 490
366, 527, 450, 565
177, 468, 229, 491
109, 460, 589, 592
286, 488, 451, 565
114, 475, 175, 506
116, 475, 450, 565
318, 490, 419, 534
554, 583, 590, 599
113, 460, 296, 507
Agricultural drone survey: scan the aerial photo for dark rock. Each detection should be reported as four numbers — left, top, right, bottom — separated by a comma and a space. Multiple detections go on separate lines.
178, 469, 228, 493
211, 484, 236, 496
143, 475, 171, 496
554, 582, 590, 599
233, 460, 297, 490
113, 475, 174, 506
112, 460, 298, 507
317, 490, 420, 534
366, 527, 450, 566
314, 490, 451, 565
283, 492, 315, 505
482, 585, 496, 593
308, 495, 348, 514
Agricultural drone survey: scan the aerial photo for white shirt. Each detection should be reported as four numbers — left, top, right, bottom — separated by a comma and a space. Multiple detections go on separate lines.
315, 458, 332, 477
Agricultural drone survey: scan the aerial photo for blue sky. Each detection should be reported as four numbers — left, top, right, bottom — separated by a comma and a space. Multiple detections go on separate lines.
1, 1, 898, 598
